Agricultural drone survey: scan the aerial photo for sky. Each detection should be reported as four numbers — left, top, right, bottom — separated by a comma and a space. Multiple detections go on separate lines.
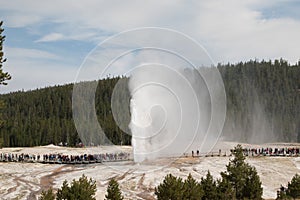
0, 0, 300, 93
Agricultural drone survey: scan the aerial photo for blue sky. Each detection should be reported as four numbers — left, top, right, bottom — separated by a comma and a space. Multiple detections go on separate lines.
0, 0, 300, 93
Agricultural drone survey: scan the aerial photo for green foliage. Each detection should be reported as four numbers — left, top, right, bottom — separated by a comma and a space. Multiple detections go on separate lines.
219, 59, 300, 143
0, 100, 5, 128
243, 166, 263, 199
56, 180, 69, 200
60, 174, 96, 200
155, 174, 184, 200
39, 188, 55, 200
0, 21, 11, 146
0, 21, 11, 85
0, 77, 131, 147
182, 173, 204, 200
155, 173, 204, 200
200, 171, 218, 200
221, 144, 263, 199
155, 152, 263, 200
287, 174, 300, 199
0, 60, 299, 147
277, 190, 290, 200
40, 175, 96, 200
0, 136, 3, 148
105, 178, 124, 200
217, 178, 236, 200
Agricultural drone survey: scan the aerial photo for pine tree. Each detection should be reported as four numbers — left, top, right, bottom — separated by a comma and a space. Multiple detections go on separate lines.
200, 171, 218, 200
68, 174, 97, 200
243, 166, 263, 199
0, 135, 3, 148
56, 180, 69, 200
182, 173, 203, 200
221, 144, 263, 199
217, 178, 236, 200
0, 21, 11, 85
155, 174, 184, 200
54, 175, 97, 200
287, 174, 300, 199
105, 178, 124, 200
39, 188, 55, 200
0, 21, 11, 142
40, 175, 96, 200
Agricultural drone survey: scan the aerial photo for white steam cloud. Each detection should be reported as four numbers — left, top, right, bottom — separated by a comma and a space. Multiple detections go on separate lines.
128, 64, 223, 162
73, 28, 226, 164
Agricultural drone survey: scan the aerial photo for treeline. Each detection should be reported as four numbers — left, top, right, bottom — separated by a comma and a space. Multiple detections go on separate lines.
0, 77, 131, 147
219, 59, 300, 143
0, 59, 299, 147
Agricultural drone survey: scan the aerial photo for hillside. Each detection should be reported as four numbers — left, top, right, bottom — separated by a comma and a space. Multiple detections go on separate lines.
0, 77, 131, 147
0, 59, 299, 147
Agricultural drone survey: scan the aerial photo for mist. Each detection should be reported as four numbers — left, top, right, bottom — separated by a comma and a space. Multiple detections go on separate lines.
128, 65, 225, 162
221, 78, 278, 144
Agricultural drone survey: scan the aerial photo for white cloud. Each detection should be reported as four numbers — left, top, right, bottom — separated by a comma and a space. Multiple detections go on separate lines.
0, 46, 76, 93
4, 46, 61, 60
1, 12, 41, 28
1, 52, 76, 93
1, 1, 299, 62
0, 0, 300, 92
36, 33, 64, 42
35, 31, 99, 43
1, 62, 77, 93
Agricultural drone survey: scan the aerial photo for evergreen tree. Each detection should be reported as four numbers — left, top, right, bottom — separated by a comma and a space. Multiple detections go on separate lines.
243, 166, 263, 199
67, 174, 96, 200
0, 21, 11, 85
276, 185, 289, 200
0, 21, 11, 145
39, 188, 55, 200
200, 171, 218, 200
155, 174, 184, 200
182, 173, 203, 200
56, 180, 69, 200
0, 136, 3, 148
105, 178, 124, 200
287, 174, 300, 199
41, 174, 96, 200
221, 144, 263, 199
217, 178, 236, 200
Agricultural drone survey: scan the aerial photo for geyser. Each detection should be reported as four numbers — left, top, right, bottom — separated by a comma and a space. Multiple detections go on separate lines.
129, 63, 224, 162
72, 28, 226, 164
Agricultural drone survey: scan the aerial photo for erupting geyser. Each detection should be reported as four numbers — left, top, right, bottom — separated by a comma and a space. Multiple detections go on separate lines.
128, 63, 225, 162
73, 28, 226, 163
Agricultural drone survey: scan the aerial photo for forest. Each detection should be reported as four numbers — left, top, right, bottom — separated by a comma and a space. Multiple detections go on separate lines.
0, 59, 299, 147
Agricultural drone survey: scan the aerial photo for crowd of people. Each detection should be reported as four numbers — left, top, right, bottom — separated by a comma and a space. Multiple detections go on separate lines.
0, 152, 131, 164
191, 147, 300, 157
237, 147, 300, 156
